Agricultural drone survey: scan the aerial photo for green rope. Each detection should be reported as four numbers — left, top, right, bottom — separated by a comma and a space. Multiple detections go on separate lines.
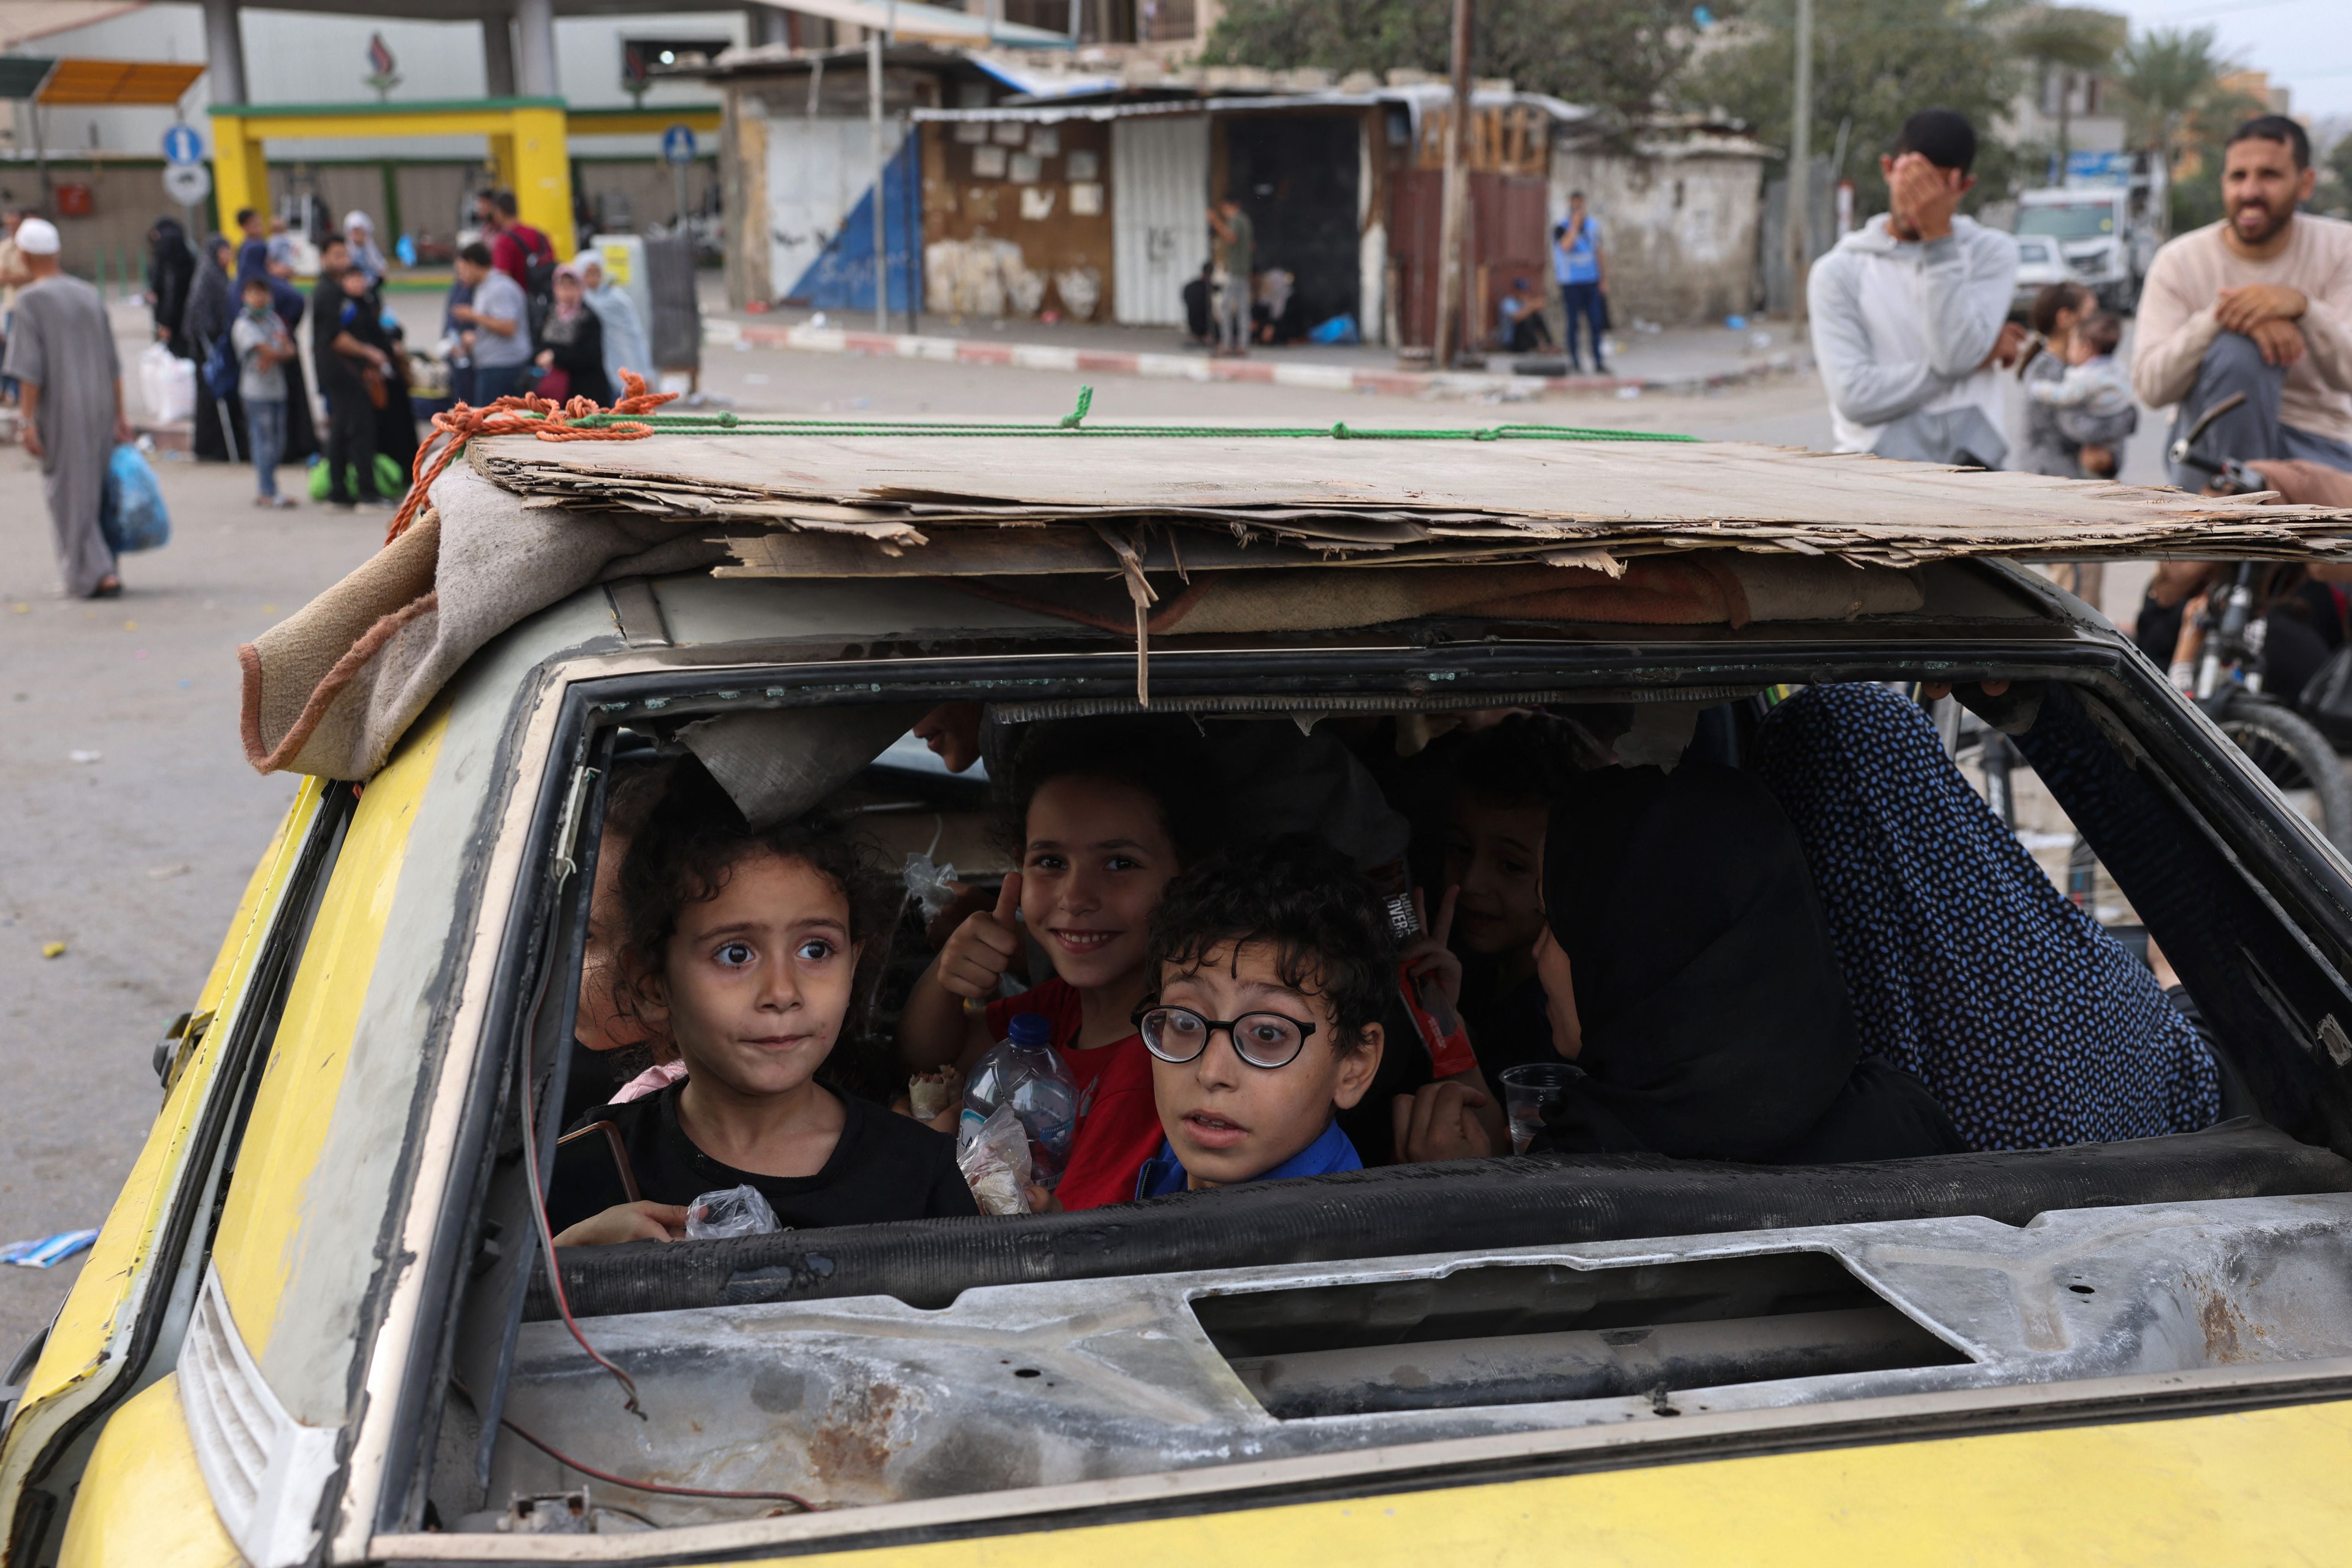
562, 410, 1698, 443
1058, 384, 1094, 428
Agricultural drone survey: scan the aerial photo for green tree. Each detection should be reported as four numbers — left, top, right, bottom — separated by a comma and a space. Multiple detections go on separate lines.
1198, 0, 1698, 124
1686, 0, 2023, 213
2323, 129, 2352, 220
2112, 27, 2264, 232
2008, 5, 2126, 165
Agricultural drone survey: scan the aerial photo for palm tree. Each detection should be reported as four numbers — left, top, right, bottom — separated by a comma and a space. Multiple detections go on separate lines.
2113, 26, 2239, 165
2010, 6, 2128, 169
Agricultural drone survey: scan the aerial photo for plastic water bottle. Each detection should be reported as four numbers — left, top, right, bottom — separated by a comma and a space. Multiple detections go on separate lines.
960, 1013, 1079, 1190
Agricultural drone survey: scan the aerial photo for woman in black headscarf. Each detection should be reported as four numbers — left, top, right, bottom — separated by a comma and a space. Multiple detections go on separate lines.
1530, 760, 1963, 1164
184, 233, 246, 462
147, 217, 196, 358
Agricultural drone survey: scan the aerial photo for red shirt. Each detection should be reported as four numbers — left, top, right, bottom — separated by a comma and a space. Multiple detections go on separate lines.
987, 979, 1164, 1211
490, 223, 550, 287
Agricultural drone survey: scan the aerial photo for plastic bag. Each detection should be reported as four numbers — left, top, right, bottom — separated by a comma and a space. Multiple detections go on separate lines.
100, 444, 171, 553
138, 341, 196, 424
956, 1102, 1033, 1216
684, 1183, 781, 1240
902, 851, 960, 923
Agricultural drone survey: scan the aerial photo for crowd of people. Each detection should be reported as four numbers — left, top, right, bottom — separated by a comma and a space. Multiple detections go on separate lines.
37, 188, 661, 528
540, 695, 2223, 1245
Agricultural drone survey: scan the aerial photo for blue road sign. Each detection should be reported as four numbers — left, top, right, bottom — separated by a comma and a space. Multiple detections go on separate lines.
162, 124, 203, 165
661, 124, 697, 165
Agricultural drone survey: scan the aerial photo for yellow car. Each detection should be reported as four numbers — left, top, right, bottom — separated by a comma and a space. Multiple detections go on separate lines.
8, 421, 2352, 1567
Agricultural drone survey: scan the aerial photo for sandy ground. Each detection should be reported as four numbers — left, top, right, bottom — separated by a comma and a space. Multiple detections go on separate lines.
0, 318, 2161, 1357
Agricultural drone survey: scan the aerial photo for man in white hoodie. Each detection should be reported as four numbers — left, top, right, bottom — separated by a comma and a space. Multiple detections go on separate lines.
1809, 109, 2025, 467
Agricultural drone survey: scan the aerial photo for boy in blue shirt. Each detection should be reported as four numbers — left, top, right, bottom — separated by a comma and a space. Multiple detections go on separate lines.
1133, 837, 1390, 1196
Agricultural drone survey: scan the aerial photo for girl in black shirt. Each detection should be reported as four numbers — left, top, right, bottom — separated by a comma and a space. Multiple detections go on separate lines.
548, 770, 975, 1243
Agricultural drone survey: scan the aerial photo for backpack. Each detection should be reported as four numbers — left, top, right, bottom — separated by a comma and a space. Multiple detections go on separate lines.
510, 222, 559, 331
201, 330, 237, 400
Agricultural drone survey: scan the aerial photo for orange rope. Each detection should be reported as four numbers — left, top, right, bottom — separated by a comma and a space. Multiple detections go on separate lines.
384, 368, 679, 545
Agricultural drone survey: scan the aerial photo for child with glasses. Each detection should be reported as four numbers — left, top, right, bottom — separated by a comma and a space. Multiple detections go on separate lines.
1132, 836, 1394, 1195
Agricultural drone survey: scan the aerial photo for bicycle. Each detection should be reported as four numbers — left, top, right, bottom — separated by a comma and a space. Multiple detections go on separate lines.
2163, 395, 2352, 853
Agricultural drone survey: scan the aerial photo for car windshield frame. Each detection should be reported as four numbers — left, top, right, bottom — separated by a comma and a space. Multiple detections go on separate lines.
364, 598, 2352, 1546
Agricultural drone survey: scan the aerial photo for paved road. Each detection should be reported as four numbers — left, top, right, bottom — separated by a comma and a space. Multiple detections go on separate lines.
0, 316, 2149, 1358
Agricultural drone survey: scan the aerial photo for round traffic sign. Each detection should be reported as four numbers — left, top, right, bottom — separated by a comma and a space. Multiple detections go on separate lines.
163, 162, 212, 205
661, 123, 697, 165
162, 124, 203, 165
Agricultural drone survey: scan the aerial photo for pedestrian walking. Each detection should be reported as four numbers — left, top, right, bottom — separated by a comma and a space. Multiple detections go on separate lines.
1207, 196, 1253, 357
146, 217, 196, 358
343, 210, 389, 284
2133, 116, 2352, 489
231, 272, 297, 508
534, 263, 613, 406
1553, 192, 1607, 373
312, 236, 392, 508
3, 217, 133, 598
450, 241, 532, 401
577, 253, 650, 390
185, 232, 245, 462
1809, 109, 2024, 468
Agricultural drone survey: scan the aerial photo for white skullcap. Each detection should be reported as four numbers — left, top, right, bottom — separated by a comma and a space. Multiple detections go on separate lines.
16, 217, 59, 255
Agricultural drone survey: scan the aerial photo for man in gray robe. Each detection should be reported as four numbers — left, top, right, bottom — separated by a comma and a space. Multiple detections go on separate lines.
6, 217, 131, 597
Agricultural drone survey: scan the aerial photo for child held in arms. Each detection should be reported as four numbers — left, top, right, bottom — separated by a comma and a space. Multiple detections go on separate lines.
547, 765, 976, 1244
899, 718, 1223, 1209
1132, 835, 1395, 1195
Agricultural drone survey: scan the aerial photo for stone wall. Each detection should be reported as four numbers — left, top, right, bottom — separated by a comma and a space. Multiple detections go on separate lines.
1547, 133, 1766, 326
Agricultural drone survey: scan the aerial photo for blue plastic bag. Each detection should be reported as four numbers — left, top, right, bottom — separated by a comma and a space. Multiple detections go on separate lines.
1307, 313, 1361, 345
100, 443, 171, 554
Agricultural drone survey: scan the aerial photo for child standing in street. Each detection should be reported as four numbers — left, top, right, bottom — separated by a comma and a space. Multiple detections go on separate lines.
230, 274, 297, 508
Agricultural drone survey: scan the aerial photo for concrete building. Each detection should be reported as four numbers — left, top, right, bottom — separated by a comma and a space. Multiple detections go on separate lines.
0, 0, 751, 271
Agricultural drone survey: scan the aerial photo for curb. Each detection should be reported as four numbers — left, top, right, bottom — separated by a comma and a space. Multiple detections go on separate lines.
709, 319, 1810, 401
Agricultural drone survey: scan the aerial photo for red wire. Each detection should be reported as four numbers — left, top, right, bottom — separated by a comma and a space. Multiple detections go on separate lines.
517, 946, 645, 1416
494, 1406, 813, 1510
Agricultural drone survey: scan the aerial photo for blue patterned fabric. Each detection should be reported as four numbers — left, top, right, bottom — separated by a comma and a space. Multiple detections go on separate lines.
1751, 683, 2220, 1151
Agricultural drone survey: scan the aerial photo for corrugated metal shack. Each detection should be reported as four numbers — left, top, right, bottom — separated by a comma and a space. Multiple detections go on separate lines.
912, 75, 1590, 343
692, 45, 1592, 343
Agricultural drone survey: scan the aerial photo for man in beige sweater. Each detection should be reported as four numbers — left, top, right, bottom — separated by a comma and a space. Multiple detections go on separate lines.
2134, 115, 2352, 489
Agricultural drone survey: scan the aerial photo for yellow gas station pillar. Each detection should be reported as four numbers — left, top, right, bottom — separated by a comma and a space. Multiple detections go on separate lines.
509, 103, 573, 260
210, 113, 272, 231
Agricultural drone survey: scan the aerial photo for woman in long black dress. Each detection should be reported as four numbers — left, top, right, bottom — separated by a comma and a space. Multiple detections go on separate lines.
146, 217, 196, 358
532, 263, 612, 407
185, 234, 246, 462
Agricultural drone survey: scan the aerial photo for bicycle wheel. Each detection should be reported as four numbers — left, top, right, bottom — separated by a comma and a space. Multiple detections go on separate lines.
2216, 697, 2352, 855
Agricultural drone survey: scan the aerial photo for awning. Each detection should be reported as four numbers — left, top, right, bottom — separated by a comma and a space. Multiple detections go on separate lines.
0, 57, 56, 100
9, 57, 208, 105
748, 0, 1071, 49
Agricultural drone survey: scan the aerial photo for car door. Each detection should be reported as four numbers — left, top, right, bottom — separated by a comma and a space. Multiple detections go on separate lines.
0, 778, 353, 1567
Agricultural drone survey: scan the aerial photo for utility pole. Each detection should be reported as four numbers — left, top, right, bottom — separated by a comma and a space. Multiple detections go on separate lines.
1785, 0, 1813, 325
1432, 0, 1473, 368
869, 30, 886, 332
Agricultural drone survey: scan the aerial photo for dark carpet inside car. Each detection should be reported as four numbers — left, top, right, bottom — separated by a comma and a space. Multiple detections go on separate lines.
528, 1118, 2352, 1319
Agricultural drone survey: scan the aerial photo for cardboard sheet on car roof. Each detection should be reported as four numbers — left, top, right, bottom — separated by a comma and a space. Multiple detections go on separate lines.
465, 430, 2352, 570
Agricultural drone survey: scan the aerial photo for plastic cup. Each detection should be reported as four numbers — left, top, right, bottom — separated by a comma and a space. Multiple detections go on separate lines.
1498, 1062, 1581, 1154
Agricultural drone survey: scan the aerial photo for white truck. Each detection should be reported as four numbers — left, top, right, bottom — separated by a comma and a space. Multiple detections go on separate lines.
2010, 155, 2166, 317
